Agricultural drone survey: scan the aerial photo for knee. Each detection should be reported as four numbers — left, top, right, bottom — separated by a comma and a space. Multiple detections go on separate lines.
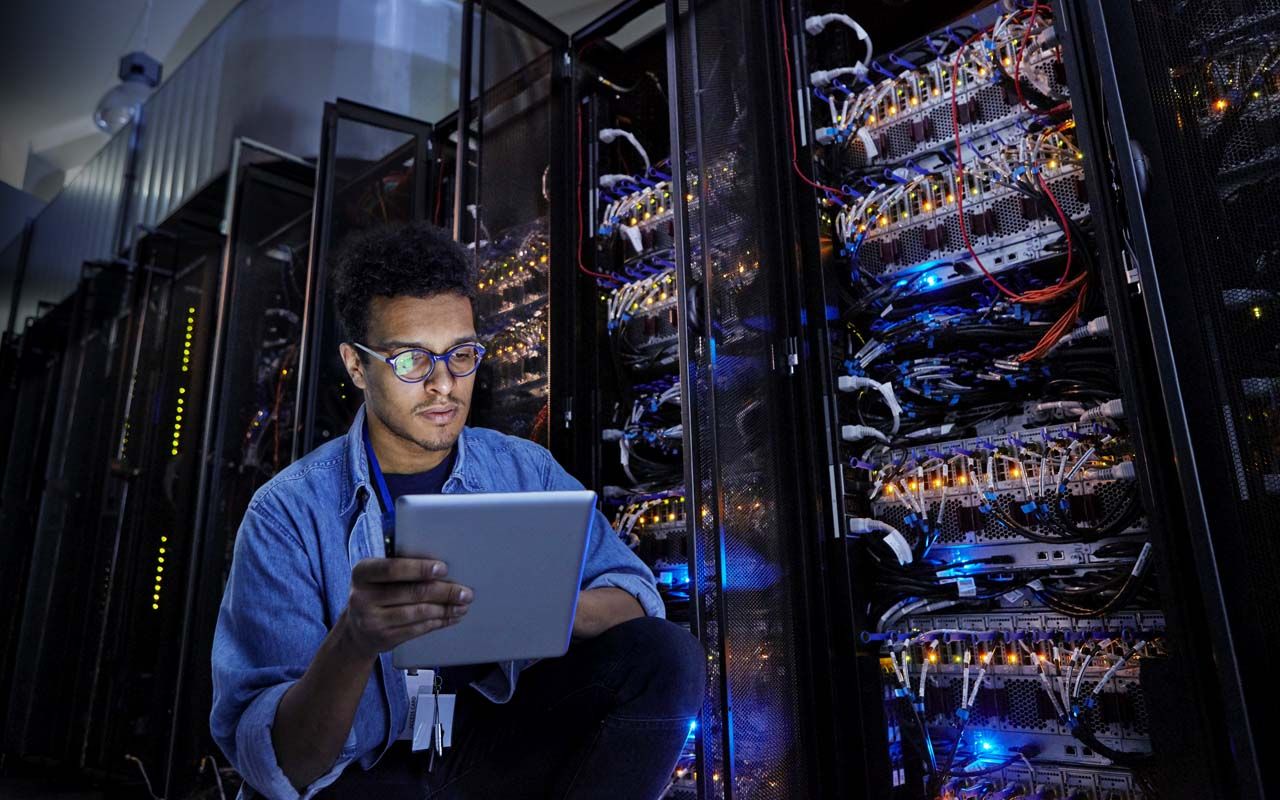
613, 617, 706, 717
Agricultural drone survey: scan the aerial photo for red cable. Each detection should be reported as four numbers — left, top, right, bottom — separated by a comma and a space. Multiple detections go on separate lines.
575, 105, 619, 284
1013, 3, 1042, 115
778, 0, 848, 198
947, 20, 1088, 362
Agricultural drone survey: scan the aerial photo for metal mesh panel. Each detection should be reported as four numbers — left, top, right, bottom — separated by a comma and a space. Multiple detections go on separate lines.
1127, 0, 1280, 738
671, 1, 812, 796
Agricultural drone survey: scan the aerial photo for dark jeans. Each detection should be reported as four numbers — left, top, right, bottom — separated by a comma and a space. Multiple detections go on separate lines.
319, 616, 705, 800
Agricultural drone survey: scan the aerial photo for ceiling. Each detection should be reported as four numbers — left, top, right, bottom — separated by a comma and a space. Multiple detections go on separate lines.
0, 0, 638, 201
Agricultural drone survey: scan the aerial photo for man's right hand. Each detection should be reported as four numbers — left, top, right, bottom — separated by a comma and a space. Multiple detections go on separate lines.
338, 557, 473, 659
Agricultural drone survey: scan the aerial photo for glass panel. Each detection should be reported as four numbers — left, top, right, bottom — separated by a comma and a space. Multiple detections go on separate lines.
468, 14, 554, 442
165, 154, 315, 785
300, 108, 429, 455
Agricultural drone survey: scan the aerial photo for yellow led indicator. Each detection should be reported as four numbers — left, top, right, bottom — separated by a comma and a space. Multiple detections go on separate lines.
1252, 306, 1263, 319
1214, 98, 1229, 111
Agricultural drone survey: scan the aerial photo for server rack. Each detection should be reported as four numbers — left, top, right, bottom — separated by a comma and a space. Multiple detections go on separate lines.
81, 182, 228, 783
293, 100, 433, 458
567, 1, 847, 795
785, 0, 1267, 797
163, 140, 316, 798
0, 308, 72, 745
2, 259, 138, 768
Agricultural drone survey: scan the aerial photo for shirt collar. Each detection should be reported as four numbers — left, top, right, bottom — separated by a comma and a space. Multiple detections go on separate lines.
341, 404, 478, 516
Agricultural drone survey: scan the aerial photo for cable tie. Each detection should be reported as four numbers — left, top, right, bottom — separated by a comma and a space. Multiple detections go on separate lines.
888, 53, 917, 70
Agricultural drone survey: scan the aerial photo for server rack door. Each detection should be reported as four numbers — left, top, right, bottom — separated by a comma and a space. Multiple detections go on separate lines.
664, 1, 832, 796
467, 2, 565, 448
84, 232, 223, 780
569, 9, 705, 795
1074, 3, 1275, 797
2, 263, 135, 767
0, 303, 73, 738
294, 101, 432, 458
163, 142, 315, 798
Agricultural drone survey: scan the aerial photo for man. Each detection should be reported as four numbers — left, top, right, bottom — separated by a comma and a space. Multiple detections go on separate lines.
211, 222, 704, 799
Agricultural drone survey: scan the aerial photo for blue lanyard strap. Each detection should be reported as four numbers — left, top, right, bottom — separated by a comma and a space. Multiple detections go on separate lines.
363, 422, 397, 548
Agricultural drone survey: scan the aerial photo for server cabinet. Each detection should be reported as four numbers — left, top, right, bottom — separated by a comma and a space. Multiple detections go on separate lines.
786, 0, 1262, 797
3, 261, 137, 767
81, 189, 227, 781
294, 100, 432, 458
0, 306, 72, 740
163, 141, 315, 797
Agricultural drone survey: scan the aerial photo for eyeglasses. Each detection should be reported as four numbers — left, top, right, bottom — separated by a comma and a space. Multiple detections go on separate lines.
351, 341, 487, 383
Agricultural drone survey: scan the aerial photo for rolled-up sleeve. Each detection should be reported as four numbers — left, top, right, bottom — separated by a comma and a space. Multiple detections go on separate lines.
540, 456, 666, 619
210, 501, 359, 799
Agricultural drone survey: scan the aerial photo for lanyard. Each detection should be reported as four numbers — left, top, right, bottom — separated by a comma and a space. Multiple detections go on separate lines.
366, 420, 449, 757
363, 421, 397, 554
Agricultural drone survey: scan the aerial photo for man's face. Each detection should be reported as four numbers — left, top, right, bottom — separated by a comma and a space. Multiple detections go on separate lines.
341, 293, 477, 455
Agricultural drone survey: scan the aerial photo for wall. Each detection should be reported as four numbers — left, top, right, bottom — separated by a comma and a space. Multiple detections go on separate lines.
8, 0, 466, 334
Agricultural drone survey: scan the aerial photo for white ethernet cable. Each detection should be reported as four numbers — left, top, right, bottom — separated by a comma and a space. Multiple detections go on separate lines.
837, 375, 902, 433
598, 128, 651, 173
804, 13, 873, 68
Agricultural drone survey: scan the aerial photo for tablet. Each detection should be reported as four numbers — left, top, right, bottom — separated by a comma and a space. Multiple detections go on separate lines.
390, 490, 597, 669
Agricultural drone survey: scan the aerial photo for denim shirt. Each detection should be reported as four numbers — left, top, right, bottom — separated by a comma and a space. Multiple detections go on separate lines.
210, 405, 664, 800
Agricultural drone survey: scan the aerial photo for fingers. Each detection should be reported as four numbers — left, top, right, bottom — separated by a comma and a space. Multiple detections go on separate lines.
367, 580, 473, 607
379, 601, 467, 626
353, 557, 447, 584
387, 617, 457, 643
